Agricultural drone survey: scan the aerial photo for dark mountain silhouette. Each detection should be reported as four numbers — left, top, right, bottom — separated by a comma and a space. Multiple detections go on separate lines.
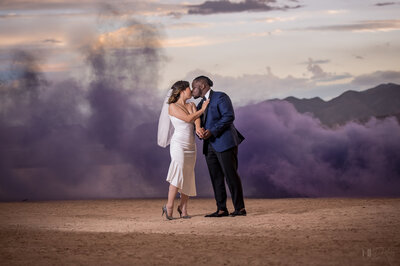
280, 83, 400, 126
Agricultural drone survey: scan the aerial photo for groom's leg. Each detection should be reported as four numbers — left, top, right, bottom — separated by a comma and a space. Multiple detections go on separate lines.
216, 146, 245, 211
205, 143, 227, 211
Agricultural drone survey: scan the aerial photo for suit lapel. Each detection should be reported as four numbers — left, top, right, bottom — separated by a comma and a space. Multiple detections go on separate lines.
203, 90, 213, 125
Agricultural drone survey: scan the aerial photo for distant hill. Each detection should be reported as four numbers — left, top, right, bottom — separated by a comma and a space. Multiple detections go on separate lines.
280, 83, 400, 126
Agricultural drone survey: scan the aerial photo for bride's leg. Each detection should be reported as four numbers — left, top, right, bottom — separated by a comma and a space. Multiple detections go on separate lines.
180, 193, 189, 216
167, 184, 178, 216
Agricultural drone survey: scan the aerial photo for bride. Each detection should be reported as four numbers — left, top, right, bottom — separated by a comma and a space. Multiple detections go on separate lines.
157, 80, 209, 220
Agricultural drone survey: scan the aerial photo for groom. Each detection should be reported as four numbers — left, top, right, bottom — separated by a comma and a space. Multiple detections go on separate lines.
192, 76, 246, 217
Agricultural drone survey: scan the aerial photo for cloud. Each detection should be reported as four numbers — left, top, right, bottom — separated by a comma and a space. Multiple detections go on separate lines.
300, 59, 330, 65
0, 1, 184, 17
307, 59, 327, 79
96, 24, 161, 49
374, 2, 398, 6
161, 29, 280, 48
0, 12, 88, 48
297, 20, 400, 32
187, 0, 302, 15
306, 58, 352, 82
0, 0, 96, 11
351, 71, 400, 87
42, 39, 63, 44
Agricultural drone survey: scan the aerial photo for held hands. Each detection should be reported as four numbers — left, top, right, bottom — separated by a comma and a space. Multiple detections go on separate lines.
196, 128, 212, 140
203, 129, 212, 139
196, 127, 205, 139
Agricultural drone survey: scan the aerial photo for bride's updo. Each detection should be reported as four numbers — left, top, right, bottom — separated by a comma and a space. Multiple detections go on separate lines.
168, 80, 189, 104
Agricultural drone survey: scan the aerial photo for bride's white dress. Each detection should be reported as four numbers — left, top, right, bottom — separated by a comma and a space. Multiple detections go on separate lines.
166, 115, 197, 196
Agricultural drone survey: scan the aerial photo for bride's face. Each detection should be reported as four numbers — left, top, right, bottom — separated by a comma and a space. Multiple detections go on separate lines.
182, 87, 192, 99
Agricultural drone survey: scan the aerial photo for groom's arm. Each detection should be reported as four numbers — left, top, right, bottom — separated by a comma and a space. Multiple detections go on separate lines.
208, 93, 234, 138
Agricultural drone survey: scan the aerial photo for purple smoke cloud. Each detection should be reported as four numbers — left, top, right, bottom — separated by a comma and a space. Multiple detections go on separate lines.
236, 101, 400, 197
0, 8, 169, 201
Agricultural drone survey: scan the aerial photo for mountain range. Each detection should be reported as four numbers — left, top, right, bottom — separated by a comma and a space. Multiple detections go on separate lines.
276, 83, 400, 127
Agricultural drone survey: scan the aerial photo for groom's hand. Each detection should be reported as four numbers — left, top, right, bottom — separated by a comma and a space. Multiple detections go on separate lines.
203, 129, 212, 140
196, 127, 205, 139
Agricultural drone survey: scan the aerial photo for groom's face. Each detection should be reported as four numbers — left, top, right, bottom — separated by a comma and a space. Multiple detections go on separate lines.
191, 81, 203, 99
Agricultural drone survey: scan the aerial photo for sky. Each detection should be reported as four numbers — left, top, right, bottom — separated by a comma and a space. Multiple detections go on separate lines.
0, 1, 400, 201
1, 0, 400, 105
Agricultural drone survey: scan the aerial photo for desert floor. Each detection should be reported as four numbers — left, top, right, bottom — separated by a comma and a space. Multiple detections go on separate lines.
0, 198, 399, 265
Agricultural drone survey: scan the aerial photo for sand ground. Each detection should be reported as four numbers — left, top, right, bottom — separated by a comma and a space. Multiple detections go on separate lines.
0, 198, 399, 265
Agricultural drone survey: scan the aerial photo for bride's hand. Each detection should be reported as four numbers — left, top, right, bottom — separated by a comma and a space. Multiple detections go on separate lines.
196, 127, 205, 138
201, 99, 210, 111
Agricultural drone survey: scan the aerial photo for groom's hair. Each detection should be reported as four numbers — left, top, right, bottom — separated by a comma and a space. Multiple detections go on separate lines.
193, 75, 213, 87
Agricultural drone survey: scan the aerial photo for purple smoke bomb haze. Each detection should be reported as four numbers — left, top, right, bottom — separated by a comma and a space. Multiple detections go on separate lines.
0, 8, 169, 201
236, 101, 400, 197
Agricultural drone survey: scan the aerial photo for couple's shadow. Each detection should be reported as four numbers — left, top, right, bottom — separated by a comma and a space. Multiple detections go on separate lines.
170, 213, 206, 220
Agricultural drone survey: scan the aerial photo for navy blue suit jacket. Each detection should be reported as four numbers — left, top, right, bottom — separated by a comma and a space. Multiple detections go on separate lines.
198, 90, 244, 153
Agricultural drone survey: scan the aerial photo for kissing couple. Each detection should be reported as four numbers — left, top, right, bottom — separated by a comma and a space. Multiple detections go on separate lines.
158, 76, 246, 220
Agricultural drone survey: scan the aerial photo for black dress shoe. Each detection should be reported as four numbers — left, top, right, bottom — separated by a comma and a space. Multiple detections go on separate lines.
205, 210, 229, 217
230, 209, 247, 217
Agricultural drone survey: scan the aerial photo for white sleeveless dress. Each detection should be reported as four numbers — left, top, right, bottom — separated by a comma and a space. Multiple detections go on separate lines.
166, 115, 197, 196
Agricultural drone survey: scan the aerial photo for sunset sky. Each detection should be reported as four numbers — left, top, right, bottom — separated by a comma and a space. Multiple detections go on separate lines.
1, 0, 400, 104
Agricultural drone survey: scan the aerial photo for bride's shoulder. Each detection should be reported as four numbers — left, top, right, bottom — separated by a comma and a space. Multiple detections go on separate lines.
169, 102, 178, 110
168, 102, 178, 115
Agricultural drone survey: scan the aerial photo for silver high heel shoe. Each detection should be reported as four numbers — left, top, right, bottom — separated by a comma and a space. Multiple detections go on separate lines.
177, 205, 191, 219
162, 205, 173, 220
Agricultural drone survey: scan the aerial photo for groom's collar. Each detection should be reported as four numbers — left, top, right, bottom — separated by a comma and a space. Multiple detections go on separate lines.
204, 89, 212, 100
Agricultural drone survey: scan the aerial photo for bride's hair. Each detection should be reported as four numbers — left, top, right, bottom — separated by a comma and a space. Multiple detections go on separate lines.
168, 80, 190, 104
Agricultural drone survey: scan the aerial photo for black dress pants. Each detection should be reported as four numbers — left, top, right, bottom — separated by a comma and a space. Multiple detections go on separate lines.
205, 142, 245, 211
